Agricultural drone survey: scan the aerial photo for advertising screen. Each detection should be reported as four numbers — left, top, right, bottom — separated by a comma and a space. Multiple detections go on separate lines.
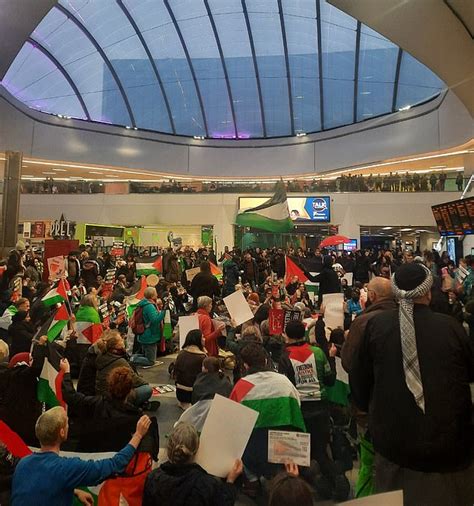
432, 196, 474, 236
239, 197, 331, 223
343, 239, 358, 251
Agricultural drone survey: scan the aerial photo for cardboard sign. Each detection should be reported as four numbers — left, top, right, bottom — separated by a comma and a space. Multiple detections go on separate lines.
195, 395, 258, 478
322, 293, 344, 330
186, 267, 201, 283
47, 256, 66, 280
268, 430, 311, 467
223, 290, 254, 326
178, 315, 200, 349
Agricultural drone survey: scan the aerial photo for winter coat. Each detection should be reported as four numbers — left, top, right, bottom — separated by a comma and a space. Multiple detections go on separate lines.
95, 352, 146, 396
142, 462, 237, 506
192, 371, 232, 404
136, 298, 165, 345
190, 272, 220, 302
8, 320, 35, 358
350, 305, 474, 473
196, 309, 221, 357
223, 260, 240, 296
62, 373, 159, 453
174, 346, 207, 391
77, 342, 101, 396
313, 267, 340, 303
0, 344, 46, 446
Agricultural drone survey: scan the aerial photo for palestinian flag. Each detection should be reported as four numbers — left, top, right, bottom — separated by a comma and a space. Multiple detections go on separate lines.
35, 303, 70, 342
125, 276, 147, 318
230, 370, 305, 431
326, 357, 350, 407
42, 279, 68, 307
75, 305, 102, 344
37, 343, 64, 408
209, 262, 222, 280
0, 421, 32, 457
162, 310, 172, 341
285, 256, 308, 285
136, 255, 162, 277
235, 181, 294, 233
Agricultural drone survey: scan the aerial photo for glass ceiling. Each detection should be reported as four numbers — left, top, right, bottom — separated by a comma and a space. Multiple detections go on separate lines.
1, 0, 445, 139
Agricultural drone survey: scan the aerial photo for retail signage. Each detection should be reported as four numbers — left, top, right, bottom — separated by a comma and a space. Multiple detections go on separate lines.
51, 214, 76, 239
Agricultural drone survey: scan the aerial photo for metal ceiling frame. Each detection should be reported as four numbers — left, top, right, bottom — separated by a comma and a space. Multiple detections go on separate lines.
116, 0, 176, 134
55, 3, 136, 127
392, 48, 403, 112
27, 37, 91, 120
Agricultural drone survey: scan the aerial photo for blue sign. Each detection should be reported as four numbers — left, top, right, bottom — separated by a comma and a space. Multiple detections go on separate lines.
303, 197, 331, 222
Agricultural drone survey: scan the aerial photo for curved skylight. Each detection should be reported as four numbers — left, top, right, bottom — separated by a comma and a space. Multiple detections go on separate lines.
1, 0, 445, 139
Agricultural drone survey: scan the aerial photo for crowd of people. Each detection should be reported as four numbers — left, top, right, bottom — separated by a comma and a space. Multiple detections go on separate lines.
21, 170, 464, 195
0, 239, 473, 505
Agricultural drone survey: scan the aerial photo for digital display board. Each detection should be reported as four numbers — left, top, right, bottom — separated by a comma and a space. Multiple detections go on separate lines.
343, 239, 358, 251
432, 196, 474, 236
239, 197, 331, 223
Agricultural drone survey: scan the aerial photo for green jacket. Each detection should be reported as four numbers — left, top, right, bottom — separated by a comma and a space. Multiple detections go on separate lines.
137, 298, 165, 345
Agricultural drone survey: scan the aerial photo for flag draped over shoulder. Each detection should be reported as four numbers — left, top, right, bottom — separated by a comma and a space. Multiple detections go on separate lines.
41, 279, 68, 307
135, 256, 162, 277
235, 182, 294, 233
75, 305, 102, 344
37, 342, 64, 408
230, 370, 305, 431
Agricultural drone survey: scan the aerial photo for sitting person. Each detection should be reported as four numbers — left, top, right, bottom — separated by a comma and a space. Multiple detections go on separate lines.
174, 330, 207, 410
61, 359, 157, 453
95, 334, 152, 408
142, 422, 242, 506
192, 357, 232, 404
268, 463, 313, 506
0, 336, 47, 446
8, 311, 35, 359
11, 406, 151, 506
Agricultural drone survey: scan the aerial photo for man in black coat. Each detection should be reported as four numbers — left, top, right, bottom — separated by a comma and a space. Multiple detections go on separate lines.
350, 263, 474, 505
189, 261, 220, 311
311, 255, 340, 306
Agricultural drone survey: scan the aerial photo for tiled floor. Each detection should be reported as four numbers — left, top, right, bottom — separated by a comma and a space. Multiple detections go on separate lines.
140, 354, 356, 505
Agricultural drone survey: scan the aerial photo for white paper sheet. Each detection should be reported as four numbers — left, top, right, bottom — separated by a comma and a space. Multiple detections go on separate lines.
322, 293, 344, 330
178, 315, 200, 349
223, 290, 254, 326
268, 430, 311, 467
343, 272, 353, 286
195, 394, 258, 478
186, 267, 201, 283
340, 490, 403, 506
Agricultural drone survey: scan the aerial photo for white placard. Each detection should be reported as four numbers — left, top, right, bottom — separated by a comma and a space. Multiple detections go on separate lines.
268, 430, 311, 467
178, 315, 200, 349
186, 267, 201, 283
223, 290, 254, 326
195, 394, 258, 478
341, 490, 403, 506
322, 292, 344, 330
343, 272, 353, 286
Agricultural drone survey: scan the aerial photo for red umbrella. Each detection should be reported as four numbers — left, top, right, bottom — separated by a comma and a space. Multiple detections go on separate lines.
319, 235, 350, 248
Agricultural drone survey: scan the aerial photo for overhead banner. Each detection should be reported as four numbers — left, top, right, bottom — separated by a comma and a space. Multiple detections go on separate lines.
240, 196, 330, 222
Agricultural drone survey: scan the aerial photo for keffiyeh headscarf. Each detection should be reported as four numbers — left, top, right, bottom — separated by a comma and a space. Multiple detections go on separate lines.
391, 264, 433, 413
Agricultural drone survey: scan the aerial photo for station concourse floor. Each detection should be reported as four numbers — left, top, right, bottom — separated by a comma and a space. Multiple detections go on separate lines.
139, 353, 350, 505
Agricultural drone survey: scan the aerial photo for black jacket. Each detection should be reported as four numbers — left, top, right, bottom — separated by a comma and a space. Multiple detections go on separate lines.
142, 462, 237, 506
350, 305, 474, 472
0, 344, 46, 445
190, 272, 220, 303
192, 371, 232, 404
62, 373, 159, 454
95, 352, 146, 396
77, 343, 101, 396
312, 267, 340, 303
8, 321, 35, 358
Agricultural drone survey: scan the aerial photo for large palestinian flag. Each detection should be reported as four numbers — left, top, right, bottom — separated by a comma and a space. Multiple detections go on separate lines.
230, 370, 305, 431
37, 342, 64, 408
41, 279, 68, 307
136, 255, 162, 277
125, 276, 147, 318
235, 181, 294, 233
35, 303, 70, 342
326, 357, 350, 407
285, 256, 309, 285
75, 305, 103, 344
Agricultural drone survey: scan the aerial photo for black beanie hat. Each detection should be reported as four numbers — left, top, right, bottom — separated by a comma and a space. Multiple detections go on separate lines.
394, 263, 428, 291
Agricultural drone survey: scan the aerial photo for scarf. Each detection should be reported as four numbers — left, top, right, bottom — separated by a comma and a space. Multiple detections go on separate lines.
391, 265, 433, 413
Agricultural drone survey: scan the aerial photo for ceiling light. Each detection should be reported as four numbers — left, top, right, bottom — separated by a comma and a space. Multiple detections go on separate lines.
21, 175, 34, 177
430, 165, 447, 169
194, 136, 205, 140
42, 171, 56, 175
125, 126, 132, 130
89, 171, 104, 174
382, 227, 392, 230
52, 168, 67, 172
398, 105, 411, 112
400, 228, 412, 232
360, 91, 371, 95
296, 132, 307, 137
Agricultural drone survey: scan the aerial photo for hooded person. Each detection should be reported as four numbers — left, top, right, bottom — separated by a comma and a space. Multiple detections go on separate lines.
349, 263, 474, 506
310, 255, 340, 305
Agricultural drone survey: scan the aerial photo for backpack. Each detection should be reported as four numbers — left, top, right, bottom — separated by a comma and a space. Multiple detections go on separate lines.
129, 306, 145, 335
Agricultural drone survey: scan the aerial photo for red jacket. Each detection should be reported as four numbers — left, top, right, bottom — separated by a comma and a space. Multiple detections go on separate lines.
196, 308, 220, 357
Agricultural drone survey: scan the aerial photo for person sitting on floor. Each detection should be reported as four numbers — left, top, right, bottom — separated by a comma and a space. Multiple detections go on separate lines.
142, 422, 242, 506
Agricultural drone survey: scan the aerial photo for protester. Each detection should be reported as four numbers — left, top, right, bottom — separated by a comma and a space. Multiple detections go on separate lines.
350, 263, 474, 505
11, 406, 151, 506
196, 296, 225, 357
142, 422, 242, 506
189, 261, 220, 309
7, 311, 35, 358
192, 356, 232, 404
174, 329, 207, 409
268, 463, 313, 506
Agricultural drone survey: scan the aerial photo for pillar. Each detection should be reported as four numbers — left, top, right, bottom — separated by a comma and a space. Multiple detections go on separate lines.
338, 208, 361, 249
0, 150, 22, 249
